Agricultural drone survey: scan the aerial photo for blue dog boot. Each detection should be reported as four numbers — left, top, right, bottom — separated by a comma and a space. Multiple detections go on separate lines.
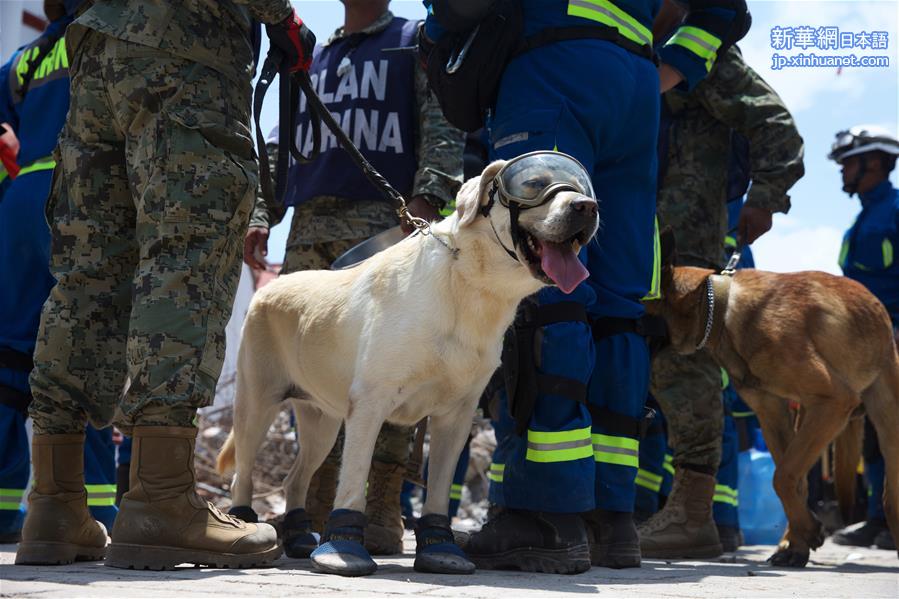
311, 509, 377, 576
414, 513, 475, 574
283, 507, 319, 558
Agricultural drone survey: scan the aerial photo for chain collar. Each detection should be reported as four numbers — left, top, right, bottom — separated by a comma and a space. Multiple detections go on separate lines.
696, 277, 716, 350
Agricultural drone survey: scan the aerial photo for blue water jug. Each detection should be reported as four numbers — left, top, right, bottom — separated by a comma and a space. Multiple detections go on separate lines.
737, 448, 788, 545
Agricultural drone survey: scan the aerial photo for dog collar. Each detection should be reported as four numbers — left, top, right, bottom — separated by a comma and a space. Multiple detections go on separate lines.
696, 275, 731, 351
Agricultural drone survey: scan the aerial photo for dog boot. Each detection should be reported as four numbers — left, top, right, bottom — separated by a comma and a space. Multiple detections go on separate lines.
15, 434, 108, 565
717, 524, 743, 553
307, 458, 339, 534
638, 468, 723, 559
832, 519, 888, 547
105, 426, 281, 570
311, 509, 377, 576
364, 460, 405, 555
465, 508, 591, 574
282, 507, 319, 558
582, 509, 641, 568
414, 513, 475, 574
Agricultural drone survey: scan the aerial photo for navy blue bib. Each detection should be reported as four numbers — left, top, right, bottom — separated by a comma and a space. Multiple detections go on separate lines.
285, 18, 419, 206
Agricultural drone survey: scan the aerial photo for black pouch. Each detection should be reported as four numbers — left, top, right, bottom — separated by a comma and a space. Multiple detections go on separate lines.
421, 0, 523, 132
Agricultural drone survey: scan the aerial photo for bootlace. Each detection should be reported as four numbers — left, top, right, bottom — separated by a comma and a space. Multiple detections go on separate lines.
208, 501, 246, 527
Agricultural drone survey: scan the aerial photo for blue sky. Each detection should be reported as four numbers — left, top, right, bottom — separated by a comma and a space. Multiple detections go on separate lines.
263, 0, 899, 274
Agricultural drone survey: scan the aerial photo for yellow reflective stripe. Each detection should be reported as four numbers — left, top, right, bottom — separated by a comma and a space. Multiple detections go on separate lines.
488, 463, 505, 482
527, 427, 593, 463
592, 434, 639, 468
528, 426, 593, 444
838, 239, 849, 269
449, 484, 463, 500
732, 410, 754, 418
0, 167, 7, 184
635, 468, 663, 493
0, 488, 25, 510
642, 217, 661, 301
17, 157, 56, 177
715, 484, 738, 498
713, 485, 739, 506
721, 368, 730, 390
724, 235, 737, 250
663, 454, 675, 475
85, 484, 117, 507
567, 0, 653, 46
883, 239, 894, 268
666, 26, 721, 72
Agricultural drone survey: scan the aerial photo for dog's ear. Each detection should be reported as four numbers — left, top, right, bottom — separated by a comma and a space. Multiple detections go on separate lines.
456, 160, 506, 228
659, 227, 677, 268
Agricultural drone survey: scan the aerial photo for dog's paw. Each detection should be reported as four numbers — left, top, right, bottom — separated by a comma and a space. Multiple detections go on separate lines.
766, 547, 809, 568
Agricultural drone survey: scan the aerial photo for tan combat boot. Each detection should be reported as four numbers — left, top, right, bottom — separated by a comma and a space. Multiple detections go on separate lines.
15, 434, 108, 565
306, 458, 339, 534
105, 426, 280, 570
637, 468, 723, 559
364, 460, 405, 555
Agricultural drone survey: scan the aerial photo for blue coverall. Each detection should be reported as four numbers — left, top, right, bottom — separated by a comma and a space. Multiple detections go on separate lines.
0, 16, 118, 536
839, 178, 899, 522
458, 0, 738, 515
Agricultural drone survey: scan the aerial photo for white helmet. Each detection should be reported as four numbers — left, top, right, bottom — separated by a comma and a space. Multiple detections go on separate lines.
828, 125, 899, 163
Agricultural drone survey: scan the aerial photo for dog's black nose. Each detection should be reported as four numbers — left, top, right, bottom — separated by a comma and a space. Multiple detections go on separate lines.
570, 197, 598, 216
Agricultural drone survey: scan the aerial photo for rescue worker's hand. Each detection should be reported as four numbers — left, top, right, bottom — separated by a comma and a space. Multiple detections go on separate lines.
266, 9, 316, 73
737, 205, 773, 245
244, 226, 270, 270
402, 195, 441, 235
658, 63, 684, 93
0, 122, 19, 158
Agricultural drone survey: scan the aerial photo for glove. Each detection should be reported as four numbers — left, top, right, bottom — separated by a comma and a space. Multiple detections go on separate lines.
266, 9, 316, 73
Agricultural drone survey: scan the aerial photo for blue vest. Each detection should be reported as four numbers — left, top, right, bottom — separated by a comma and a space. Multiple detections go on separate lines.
285, 18, 419, 207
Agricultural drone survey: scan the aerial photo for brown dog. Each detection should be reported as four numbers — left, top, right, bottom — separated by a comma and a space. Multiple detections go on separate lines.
646, 231, 899, 566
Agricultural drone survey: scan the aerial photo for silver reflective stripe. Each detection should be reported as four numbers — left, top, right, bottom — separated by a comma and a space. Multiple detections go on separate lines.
527, 438, 593, 452
592, 444, 639, 458
674, 31, 718, 54
568, 0, 652, 45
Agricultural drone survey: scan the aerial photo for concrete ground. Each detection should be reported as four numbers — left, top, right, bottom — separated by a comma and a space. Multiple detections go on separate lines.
1, 536, 897, 598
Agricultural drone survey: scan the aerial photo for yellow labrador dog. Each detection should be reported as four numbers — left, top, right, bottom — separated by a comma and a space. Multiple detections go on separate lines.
646, 230, 899, 567
217, 156, 598, 576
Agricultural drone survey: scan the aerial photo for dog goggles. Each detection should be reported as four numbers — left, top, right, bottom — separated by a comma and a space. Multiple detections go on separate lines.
494, 151, 594, 208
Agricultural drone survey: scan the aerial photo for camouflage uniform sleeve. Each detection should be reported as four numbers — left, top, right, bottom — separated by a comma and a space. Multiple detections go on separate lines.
412, 55, 464, 208
249, 142, 287, 229
231, 0, 293, 24
694, 47, 805, 214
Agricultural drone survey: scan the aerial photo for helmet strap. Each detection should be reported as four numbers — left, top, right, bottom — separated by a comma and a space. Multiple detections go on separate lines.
844, 153, 868, 196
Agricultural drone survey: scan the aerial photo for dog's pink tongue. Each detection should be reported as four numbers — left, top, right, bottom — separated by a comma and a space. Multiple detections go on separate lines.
539, 241, 588, 294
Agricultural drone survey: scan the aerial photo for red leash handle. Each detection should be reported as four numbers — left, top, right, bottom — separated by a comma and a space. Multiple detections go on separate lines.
0, 144, 20, 179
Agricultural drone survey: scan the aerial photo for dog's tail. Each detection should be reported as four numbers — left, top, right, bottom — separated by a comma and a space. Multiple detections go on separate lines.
216, 430, 237, 475
833, 416, 863, 526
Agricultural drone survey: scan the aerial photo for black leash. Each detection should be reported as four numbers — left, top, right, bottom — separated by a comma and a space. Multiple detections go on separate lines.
253, 48, 429, 236
253, 47, 320, 207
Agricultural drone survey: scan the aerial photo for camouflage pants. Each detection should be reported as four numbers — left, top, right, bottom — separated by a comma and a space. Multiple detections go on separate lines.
649, 347, 723, 470
283, 227, 413, 466
29, 33, 256, 434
